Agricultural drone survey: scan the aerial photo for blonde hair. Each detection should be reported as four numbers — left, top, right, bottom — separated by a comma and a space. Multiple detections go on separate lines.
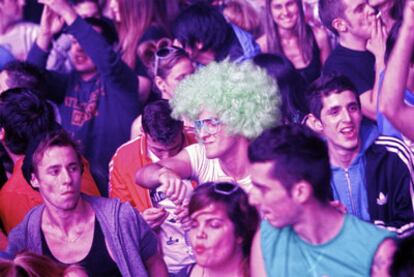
223, 0, 262, 37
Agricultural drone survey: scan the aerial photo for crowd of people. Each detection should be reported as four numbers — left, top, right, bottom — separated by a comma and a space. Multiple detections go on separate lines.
0, 0, 414, 276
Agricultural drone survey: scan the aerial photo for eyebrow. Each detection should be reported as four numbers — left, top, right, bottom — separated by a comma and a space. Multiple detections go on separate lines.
353, 3, 365, 12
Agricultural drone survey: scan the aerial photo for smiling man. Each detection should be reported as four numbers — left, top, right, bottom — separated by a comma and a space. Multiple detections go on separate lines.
305, 74, 414, 235
135, 60, 281, 201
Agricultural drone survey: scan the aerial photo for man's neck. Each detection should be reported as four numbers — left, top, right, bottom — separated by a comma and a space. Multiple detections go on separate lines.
219, 138, 250, 180
338, 36, 367, 52
293, 201, 345, 244
79, 71, 97, 82
329, 144, 361, 169
43, 197, 94, 234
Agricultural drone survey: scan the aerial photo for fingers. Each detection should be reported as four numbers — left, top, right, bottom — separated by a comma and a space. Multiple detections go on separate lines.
142, 208, 168, 229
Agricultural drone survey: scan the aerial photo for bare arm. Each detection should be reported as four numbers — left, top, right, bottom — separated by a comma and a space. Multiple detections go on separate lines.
251, 230, 268, 277
379, 0, 414, 140
135, 148, 193, 204
144, 252, 168, 277
371, 238, 396, 277
362, 15, 388, 120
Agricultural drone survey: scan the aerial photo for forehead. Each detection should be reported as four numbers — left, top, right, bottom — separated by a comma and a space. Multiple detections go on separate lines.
321, 90, 358, 110
147, 132, 182, 148
271, 0, 296, 5
197, 110, 218, 120
75, 2, 100, 18
191, 203, 229, 220
250, 161, 277, 188
37, 146, 79, 168
168, 59, 194, 77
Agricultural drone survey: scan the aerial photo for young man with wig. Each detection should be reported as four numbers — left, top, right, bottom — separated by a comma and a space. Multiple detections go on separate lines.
248, 124, 395, 276
305, 74, 414, 235
136, 59, 281, 203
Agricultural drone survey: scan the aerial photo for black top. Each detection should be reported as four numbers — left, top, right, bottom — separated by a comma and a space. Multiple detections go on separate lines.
323, 44, 375, 95
296, 34, 322, 85
41, 218, 122, 277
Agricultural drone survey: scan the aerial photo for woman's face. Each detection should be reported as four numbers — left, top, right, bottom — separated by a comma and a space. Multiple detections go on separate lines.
109, 0, 121, 22
157, 58, 194, 99
189, 203, 242, 268
270, 0, 299, 30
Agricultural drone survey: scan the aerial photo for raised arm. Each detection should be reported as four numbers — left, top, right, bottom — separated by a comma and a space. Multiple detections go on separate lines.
379, 0, 414, 140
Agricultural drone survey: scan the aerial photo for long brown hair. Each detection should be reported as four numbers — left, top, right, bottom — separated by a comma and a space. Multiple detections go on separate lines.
263, 0, 315, 64
115, 0, 170, 68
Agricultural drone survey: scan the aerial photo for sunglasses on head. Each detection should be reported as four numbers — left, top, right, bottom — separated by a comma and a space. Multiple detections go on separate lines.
153, 46, 183, 76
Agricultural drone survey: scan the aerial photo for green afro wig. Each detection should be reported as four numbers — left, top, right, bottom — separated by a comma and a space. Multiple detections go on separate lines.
170, 60, 282, 139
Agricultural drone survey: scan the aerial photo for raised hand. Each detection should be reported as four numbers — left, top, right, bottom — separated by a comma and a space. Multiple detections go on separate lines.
366, 15, 387, 65
158, 168, 188, 206
38, 0, 77, 25
39, 5, 64, 37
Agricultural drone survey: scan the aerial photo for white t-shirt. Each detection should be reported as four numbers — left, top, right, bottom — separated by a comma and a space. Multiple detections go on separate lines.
185, 143, 252, 193
148, 150, 194, 273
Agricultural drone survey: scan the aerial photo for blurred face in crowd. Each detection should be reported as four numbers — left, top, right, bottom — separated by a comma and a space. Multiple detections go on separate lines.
249, 161, 301, 227
340, 0, 375, 40
31, 145, 82, 212
189, 203, 242, 268
74, 1, 101, 18
316, 90, 362, 154
0, 0, 25, 27
156, 58, 195, 100
270, 0, 300, 30
194, 110, 242, 160
109, 0, 121, 22
147, 132, 184, 160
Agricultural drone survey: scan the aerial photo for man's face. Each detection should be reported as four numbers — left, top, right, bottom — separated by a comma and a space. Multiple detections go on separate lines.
0, 0, 25, 26
318, 90, 362, 154
195, 110, 242, 160
147, 132, 184, 160
249, 161, 301, 227
340, 0, 375, 40
69, 35, 97, 78
31, 146, 82, 211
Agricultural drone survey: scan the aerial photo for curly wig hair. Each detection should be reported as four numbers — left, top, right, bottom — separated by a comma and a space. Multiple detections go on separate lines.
170, 60, 281, 139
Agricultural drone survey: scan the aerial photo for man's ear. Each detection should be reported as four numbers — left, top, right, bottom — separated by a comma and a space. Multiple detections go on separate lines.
154, 76, 167, 94
305, 113, 324, 134
30, 173, 40, 189
291, 181, 312, 204
332, 18, 347, 33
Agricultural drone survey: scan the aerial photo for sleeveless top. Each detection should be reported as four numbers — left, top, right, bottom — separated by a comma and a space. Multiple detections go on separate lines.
296, 32, 321, 85
261, 215, 393, 276
41, 218, 122, 277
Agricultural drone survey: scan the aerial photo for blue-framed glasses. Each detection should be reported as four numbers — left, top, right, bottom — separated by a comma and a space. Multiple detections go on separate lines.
193, 118, 221, 135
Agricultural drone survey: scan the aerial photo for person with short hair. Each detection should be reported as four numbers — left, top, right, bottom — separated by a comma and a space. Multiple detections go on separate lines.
7, 129, 167, 277
177, 181, 259, 277
319, 0, 387, 120
135, 60, 281, 203
172, 2, 260, 66
109, 100, 196, 274
248, 124, 396, 276
0, 88, 99, 234
305, 74, 414, 235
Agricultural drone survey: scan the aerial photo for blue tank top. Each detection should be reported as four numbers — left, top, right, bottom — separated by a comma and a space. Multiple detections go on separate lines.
261, 215, 393, 276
